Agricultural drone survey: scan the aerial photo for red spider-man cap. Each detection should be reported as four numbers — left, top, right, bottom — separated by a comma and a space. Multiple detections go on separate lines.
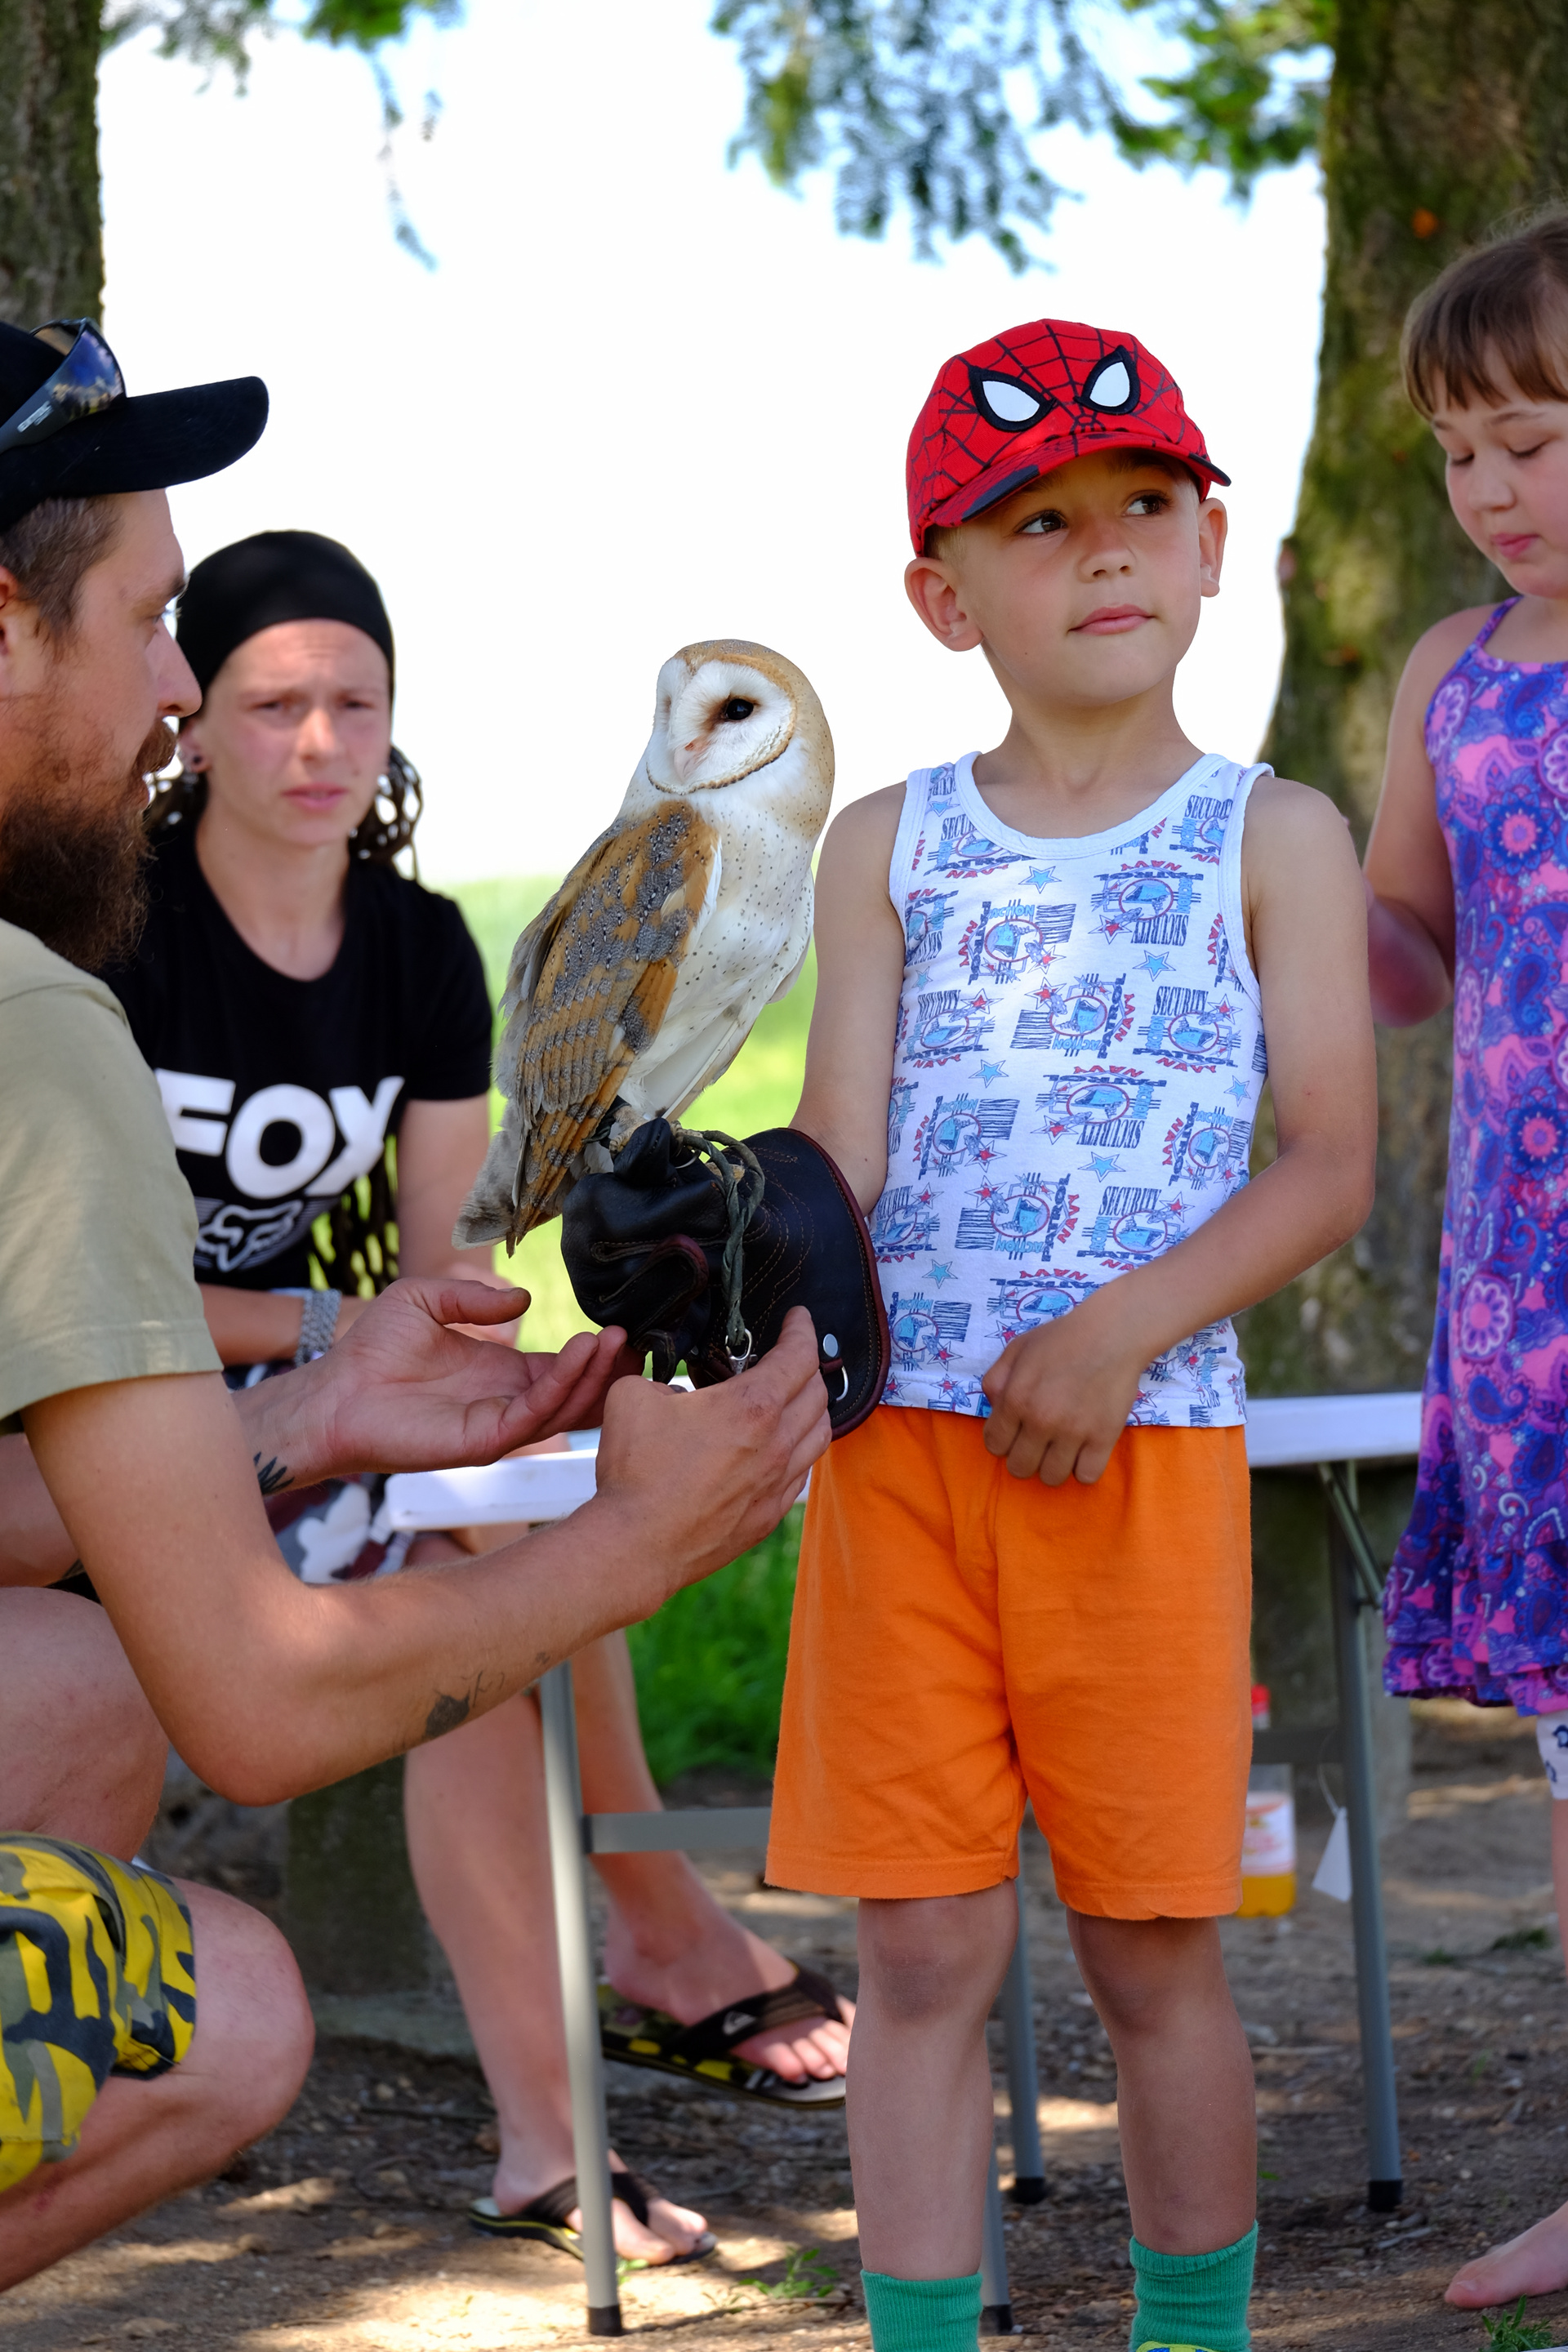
906, 317, 1230, 554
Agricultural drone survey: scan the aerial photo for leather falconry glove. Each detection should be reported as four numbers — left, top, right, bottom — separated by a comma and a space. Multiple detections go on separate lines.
559, 1121, 889, 1437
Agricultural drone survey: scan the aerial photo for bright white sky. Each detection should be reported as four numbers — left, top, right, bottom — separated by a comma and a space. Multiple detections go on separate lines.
96, 1, 1325, 884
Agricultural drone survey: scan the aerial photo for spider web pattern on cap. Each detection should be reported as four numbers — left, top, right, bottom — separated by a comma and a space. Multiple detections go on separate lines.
906, 316, 1229, 554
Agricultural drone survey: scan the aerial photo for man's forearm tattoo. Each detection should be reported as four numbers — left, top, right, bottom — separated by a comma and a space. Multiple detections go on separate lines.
254, 1454, 292, 1497
423, 1675, 488, 1742
423, 1690, 471, 1740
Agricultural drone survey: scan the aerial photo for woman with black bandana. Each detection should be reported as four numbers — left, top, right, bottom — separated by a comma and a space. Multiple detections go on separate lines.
114, 531, 492, 1391
105, 531, 852, 2264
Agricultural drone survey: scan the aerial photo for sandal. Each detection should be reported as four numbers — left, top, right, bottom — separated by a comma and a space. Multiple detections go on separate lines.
470, 2167, 715, 2265
599, 1961, 849, 2109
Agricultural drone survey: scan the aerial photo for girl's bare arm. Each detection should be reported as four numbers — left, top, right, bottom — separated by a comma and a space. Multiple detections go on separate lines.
791, 786, 907, 1210
395, 1094, 499, 1279
1363, 608, 1481, 1024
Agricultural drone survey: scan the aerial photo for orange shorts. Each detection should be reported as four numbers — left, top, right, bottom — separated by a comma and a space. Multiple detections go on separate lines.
767, 1405, 1251, 1918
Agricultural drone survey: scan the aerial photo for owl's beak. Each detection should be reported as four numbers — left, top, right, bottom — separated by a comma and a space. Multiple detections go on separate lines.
670, 737, 704, 785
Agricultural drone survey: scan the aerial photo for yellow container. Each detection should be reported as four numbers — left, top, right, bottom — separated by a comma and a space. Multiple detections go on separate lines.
1236, 1869, 1298, 1918
1237, 1787, 1296, 1918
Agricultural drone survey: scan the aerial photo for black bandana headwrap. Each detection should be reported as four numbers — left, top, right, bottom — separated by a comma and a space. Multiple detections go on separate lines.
176, 529, 394, 698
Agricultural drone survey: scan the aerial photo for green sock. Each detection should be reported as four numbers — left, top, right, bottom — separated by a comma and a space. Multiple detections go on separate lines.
1128, 2225, 1257, 2351
861, 2269, 982, 2352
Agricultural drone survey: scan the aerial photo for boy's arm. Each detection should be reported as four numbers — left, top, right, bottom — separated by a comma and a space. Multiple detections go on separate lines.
984, 776, 1377, 1486
1362, 610, 1477, 1025
791, 786, 907, 1209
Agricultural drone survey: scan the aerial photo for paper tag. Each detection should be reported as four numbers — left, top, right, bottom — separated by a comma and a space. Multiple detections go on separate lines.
1312, 1806, 1352, 1902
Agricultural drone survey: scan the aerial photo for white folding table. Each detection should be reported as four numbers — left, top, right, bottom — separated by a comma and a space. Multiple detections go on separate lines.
1244, 1391, 1422, 2216
384, 1387, 1423, 2331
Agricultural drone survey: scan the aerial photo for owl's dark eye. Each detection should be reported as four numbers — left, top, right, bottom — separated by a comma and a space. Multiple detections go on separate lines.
719, 697, 755, 724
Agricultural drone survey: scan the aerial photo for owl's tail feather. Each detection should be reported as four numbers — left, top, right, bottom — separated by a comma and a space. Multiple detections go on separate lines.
452, 1094, 537, 1250
451, 1098, 635, 1253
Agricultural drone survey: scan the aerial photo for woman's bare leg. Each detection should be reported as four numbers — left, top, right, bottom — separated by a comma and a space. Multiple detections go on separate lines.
577, 1628, 851, 2083
403, 1665, 710, 2261
403, 1513, 849, 2252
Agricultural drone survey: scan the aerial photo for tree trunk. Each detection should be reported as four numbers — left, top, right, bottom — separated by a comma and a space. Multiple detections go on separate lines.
1245, 0, 1568, 1397
0, 0, 103, 327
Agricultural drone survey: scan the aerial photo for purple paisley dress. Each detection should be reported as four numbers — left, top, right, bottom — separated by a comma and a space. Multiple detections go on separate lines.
1384, 601, 1568, 1717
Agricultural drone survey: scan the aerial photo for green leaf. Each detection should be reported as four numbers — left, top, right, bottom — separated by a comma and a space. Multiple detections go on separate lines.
104, 0, 451, 264
740, 2246, 842, 2300
1114, 1, 1332, 194
301, 0, 460, 55
101, 0, 458, 82
711, 1, 1336, 266
1481, 2296, 1557, 2350
626, 1508, 804, 1784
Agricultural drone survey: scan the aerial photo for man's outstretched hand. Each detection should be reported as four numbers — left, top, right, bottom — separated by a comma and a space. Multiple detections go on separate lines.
591, 1305, 831, 1615
239, 1277, 640, 1486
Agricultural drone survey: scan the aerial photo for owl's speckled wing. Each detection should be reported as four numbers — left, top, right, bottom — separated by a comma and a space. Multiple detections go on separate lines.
458, 800, 721, 1245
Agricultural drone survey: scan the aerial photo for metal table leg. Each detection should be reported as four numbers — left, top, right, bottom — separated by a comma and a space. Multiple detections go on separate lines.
998, 1861, 1045, 2204
539, 1663, 624, 2332
1321, 1463, 1403, 2213
979, 2145, 1013, 2333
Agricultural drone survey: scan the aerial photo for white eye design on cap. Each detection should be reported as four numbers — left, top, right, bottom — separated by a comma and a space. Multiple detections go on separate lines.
1080, 347, 1140, 415
969, 366, 1054, 433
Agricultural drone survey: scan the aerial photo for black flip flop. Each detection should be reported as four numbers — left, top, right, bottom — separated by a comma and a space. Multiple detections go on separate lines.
470, 2167, 715, 2265
599, 1961, 849, 2109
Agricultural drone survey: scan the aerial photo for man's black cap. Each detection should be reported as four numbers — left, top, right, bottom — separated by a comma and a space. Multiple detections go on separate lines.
0, 320, 267, 535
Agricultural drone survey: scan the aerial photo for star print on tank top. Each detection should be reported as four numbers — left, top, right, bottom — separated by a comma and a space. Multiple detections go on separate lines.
875, 751, 1269, 1424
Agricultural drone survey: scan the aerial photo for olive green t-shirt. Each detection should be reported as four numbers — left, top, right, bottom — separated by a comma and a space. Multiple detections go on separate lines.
0, 919, 220, 1431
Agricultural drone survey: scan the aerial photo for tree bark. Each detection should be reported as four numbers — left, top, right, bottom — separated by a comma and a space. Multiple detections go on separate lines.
1244, 0, 1568, 1399
0, 0, 103, 327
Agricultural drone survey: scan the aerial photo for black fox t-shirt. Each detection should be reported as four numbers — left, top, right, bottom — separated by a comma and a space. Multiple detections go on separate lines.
104, 825, 493, 1290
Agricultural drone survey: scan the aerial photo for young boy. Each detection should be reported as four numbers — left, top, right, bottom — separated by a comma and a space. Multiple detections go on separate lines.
769, 319, 1378, 2352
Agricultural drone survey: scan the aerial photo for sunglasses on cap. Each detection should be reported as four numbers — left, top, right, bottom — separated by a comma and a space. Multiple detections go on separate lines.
0, 319, 125, 461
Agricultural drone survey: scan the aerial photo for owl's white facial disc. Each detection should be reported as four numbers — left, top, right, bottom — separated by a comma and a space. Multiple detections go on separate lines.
648, 658, 796, 792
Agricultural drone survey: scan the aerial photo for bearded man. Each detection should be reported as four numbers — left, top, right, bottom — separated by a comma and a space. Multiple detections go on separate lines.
0, 320, 829, 2281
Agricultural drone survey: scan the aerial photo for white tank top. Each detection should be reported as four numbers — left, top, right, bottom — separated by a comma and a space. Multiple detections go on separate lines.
874, 751, 1269, 1426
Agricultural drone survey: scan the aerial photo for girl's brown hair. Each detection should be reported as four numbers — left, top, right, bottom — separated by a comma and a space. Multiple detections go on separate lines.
1404, 207, 1568, 419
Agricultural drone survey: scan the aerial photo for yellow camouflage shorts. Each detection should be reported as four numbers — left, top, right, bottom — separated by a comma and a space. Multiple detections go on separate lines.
0, 1836, 196, 2195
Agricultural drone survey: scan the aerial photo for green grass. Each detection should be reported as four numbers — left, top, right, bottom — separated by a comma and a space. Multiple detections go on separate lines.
1481, 2299, 1557, 2350
625, 1507, 804, 1784
448, 876, 815, 1781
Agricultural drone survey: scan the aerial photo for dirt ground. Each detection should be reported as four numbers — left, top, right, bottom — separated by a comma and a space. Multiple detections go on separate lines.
9, 1704, 1568, 2352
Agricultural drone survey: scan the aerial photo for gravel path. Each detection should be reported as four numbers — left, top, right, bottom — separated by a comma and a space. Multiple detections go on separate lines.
7, 1705, 1568, 2351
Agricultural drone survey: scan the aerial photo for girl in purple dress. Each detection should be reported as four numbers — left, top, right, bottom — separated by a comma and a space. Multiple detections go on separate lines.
1368, 210, 1568, 2312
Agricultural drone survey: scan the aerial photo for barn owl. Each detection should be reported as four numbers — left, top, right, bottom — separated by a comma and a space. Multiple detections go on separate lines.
454, 640, 834, 1249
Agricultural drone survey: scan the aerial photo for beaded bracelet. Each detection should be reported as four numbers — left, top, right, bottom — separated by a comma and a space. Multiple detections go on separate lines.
294, 1288, 343, 1365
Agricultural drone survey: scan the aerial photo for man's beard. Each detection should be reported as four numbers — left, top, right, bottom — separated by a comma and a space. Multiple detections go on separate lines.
0, 715, 174, 971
